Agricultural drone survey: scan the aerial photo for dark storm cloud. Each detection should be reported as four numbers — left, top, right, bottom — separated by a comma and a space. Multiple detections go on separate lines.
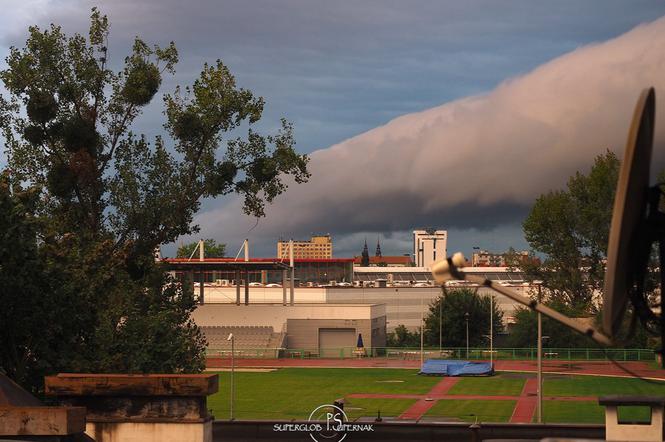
197, 15, 665, 256
4, 0, 665, 154
3, 1, 665, 257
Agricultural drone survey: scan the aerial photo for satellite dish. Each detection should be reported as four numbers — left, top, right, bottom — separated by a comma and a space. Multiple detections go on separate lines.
603, 88, 656, 339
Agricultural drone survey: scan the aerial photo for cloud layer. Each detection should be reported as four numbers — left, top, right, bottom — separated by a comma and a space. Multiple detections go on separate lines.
197, 15, 665, 255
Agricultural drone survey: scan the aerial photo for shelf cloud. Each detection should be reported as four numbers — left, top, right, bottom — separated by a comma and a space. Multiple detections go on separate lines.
199, 15, 665, 254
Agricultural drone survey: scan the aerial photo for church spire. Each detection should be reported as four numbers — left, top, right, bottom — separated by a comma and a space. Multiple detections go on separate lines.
361, 238, 370, 266
375, 235, 382, 257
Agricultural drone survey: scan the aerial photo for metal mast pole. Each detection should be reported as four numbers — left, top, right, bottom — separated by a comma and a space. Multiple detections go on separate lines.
289, 239, 294, 306
420, 292, 424, 368
465, 312, 469, 359
537, 284, 543, 423
229, 334, 235, 420
490, 295, 493, 367
439, 294, 442, 355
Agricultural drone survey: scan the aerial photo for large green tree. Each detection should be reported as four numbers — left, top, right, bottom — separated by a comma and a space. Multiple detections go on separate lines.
177, 239, 226, 258
0, 9, 309, 391
521, 151, 619, 312
386, 324, 420, 348
423, 288, 503, 348
507, 302, 589, 348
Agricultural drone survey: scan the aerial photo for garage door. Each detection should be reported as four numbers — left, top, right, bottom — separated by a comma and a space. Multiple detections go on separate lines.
319, 328, 356, 357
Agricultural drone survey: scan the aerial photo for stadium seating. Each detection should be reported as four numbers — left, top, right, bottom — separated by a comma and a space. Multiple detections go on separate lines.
202, 325, 285, 358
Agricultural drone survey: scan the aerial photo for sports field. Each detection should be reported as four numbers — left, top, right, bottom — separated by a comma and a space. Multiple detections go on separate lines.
207, 368, 665, 423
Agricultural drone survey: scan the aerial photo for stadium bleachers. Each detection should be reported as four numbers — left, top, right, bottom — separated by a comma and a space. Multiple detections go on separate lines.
202, 325, 285, 358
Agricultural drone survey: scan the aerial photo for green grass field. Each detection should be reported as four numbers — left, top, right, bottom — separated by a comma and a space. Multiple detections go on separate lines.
343, 398, 417, 420
543, 375, 665, 397
542, 401, 652, 424
207, 368, 665, 423
447, 375, 525, 396
425, 400, 516, 422
208, 368, 438, 420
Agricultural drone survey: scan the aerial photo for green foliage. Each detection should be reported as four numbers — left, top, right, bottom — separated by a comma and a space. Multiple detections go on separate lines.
508, 302, 590, 348
177, 239, 226, 258
509, 301, 650, 349
0, 172, 53, 390
423, 288, 503, 347
386, 324, 420, 347
0, 9, 308, 392
522, 151, 619, 311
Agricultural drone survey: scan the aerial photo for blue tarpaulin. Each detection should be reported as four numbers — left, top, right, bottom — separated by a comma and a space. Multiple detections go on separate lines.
419, 359, 494, 376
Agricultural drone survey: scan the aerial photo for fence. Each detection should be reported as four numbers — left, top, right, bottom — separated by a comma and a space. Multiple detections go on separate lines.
206, 346, 656, 362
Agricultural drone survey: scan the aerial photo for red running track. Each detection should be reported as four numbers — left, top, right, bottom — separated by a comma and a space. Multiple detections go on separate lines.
510, 378, 538, 423
207, 357, 665, 380
397, 377, 460, 419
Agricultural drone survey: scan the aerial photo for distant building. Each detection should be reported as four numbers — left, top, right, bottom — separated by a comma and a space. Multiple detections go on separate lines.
413, 229, 447, 268
353, 236, 411, 267
353, 255, 413, 267
360, 239, 370, 266
277, 234, 333, 259
166, 257, 354, 285
472, 249, 532, 267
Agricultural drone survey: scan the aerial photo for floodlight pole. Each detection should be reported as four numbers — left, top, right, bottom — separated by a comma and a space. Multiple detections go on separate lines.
228, 333, 235, 421
465, 312, 470, 359
439, 293, 443, 355
420, 291, 424, 368
537, 283, 543, 423
490, 295, 493, 368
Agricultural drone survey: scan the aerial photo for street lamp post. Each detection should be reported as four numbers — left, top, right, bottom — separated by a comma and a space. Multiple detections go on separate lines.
490, 295, 494, 368
464, 312, 470, 359
439, 294, 443, 355
420, 290, 424, 368
227, 333, 235, 420
535, 282, 543, 423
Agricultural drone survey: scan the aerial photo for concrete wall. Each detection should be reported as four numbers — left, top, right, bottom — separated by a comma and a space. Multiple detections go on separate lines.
285, 317, 385, 350
200, 286, 326, 303
192, 303, 386, 335
325, 286, 528, 331
197, 285, 529, 332
87, 421, 212, 442
286, 318, 374, 349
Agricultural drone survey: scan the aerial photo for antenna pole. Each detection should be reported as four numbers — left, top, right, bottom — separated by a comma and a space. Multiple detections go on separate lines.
420, 292, 424, 368
490, 295, 494, 369
289, 239, 294, 305
537, 283, 543, 423
658, 235, 665, 368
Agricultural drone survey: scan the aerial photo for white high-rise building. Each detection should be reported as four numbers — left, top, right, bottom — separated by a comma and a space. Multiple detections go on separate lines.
413, 229, 447, 268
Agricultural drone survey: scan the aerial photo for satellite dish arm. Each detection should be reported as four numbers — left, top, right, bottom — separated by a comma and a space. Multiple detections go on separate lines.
432, 253, 612, 346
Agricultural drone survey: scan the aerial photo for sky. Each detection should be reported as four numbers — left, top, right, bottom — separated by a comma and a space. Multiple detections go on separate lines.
2, 1, 665, 259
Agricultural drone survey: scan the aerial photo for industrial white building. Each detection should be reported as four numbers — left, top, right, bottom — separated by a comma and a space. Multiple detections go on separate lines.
413, 229, 447, 268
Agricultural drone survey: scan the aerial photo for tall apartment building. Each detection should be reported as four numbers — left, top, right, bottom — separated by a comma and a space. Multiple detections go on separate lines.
413, 229, 447, 268
277, 235, 333, 259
